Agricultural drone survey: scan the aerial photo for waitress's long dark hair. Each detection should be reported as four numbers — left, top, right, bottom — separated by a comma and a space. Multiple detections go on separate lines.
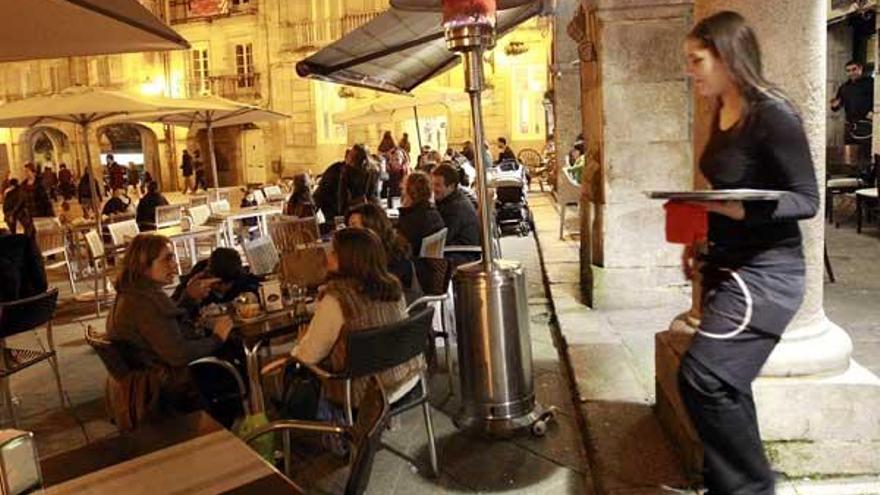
688, 11, 795, 126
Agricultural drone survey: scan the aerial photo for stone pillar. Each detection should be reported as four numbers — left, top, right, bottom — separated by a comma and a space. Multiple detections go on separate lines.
579, 0, 695, 310
551, 0, 582, 178
656, 0, 880, 477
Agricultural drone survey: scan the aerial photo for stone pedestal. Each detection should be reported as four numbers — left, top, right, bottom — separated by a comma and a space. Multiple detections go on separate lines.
655, 0, 880, 477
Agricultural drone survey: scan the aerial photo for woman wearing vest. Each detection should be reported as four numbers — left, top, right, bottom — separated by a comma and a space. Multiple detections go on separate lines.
679, 12, 819, 494
267, 228, 425, 416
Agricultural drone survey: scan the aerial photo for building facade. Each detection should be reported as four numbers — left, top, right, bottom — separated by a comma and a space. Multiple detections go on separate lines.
0, 0, 551, 191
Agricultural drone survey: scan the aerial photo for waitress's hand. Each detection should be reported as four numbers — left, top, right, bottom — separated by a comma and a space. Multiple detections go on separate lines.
689, 200, 745, 220
681, 245, 696, 281
212, 315, 234, 342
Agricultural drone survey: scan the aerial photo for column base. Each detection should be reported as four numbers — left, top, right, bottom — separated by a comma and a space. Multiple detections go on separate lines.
656, 326, 880, 477
590, 265, 689, 310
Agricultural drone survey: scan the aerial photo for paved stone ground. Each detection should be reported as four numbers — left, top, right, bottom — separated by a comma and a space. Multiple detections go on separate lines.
3, 200, 592, 494
532, 189, 880, 495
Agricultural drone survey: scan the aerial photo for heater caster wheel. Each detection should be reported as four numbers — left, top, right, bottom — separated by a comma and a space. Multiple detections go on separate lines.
530, 406, 557, 437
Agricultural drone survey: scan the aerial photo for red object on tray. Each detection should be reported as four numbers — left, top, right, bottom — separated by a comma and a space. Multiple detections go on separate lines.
663, 201, 707, 244
442, 0, 496, 23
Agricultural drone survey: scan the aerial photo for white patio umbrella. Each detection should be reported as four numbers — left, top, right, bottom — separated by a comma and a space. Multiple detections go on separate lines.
0, 0, 189, 62
334, 87, 475, 147
110, 95, 289, 195
0, 86, 207, 234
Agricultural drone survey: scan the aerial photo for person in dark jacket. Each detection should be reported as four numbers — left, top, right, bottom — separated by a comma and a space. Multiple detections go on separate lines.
339, 144, 380, 214
171, 247, 262, 319
181, 150, 194, 193
136, 181, 169, 231
58, 163, 76, 201
313, 157, 346, 230
396, 171, 444, 256
495, 137, 516, 164
3, 179, 31, 236
677, 12, 820, 495
22, 163, 54, 218
0, 233, 47, 302
106, 234, 235, 429
431, 163, 480, 265
41, 165, 58, 202
78, 168, 102, 219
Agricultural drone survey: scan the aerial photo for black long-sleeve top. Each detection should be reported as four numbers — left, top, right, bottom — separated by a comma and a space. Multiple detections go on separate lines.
700, 97, 819, 254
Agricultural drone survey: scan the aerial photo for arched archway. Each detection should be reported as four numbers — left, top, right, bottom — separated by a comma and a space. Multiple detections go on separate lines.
95, 123, 161, 187
18, 126, 73, 173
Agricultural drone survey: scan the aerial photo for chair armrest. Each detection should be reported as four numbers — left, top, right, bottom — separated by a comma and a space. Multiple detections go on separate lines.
189, 357, 247, 400
405, 296, 446, 314
443, 245, 482, 254
243, 419, 347, 444
291, 357, 349, 381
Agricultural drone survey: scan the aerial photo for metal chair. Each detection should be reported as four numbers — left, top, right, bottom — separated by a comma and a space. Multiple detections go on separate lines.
244, 375, 390, 495
285, 307, 439, 477
517, 147, 547, 191
0, 288, 70, 427
83, 229, 117, 316
243, 236, 280, 276
252, 189, 267, 206
33, 217, 77, 294
189, 194, 210, 208
262, 185, 286, 202
154, 204, 183, 229
418, 227, 447, 259
106, 219, 139, 248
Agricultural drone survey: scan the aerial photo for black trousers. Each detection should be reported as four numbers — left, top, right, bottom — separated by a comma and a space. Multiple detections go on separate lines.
678, 354, 775, 495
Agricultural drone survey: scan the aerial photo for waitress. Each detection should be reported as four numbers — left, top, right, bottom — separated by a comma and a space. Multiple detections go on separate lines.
679, 11, 819, 494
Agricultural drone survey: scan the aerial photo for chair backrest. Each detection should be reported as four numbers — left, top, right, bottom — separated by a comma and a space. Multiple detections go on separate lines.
188, 204, 212, 227
263, 185, 284, 202
84, 326, 132, 380
279, 244, 328, 288
33, 217, 65, 255
0, 288, 58, 339
419, 228, 447, 259
243, 236, 280, 276
269, 215, 320, 252
107, 219, 139, 246
84, 229, 105, 258
413, 257, 451, 296
346, 375, 390, 495
346, 306, 433, 378
189, 195, 209, 208
252, 189, 267, 205
155, 205, 182, 229
209, 199, 231, 214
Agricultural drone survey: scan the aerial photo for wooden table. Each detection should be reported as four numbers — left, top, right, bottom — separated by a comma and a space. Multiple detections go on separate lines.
234, 309, 312, 414
40, 412, 300, 494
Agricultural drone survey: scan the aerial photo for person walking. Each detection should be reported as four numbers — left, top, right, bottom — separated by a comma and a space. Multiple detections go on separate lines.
41, 165, 58, 202
58, 163, 76, 201
678, 11, 819, 495
193, 150, 208, 192
181, 150, 195, 193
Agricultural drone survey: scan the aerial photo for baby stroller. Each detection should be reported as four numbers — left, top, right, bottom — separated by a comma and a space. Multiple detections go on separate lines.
491, 160, 532, 236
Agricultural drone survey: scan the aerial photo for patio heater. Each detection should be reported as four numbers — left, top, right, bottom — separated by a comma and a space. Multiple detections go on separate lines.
393, 0, 555, 437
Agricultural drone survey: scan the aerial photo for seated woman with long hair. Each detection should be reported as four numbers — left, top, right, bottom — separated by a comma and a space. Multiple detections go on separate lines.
346, 202, 421, 303
267, 228, 425, 414
105, 234, 234, 429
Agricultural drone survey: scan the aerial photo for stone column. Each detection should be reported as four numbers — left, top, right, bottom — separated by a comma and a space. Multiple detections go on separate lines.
579, 0, 695, 310
551, 0, 582, 177
657, 0, 880, 477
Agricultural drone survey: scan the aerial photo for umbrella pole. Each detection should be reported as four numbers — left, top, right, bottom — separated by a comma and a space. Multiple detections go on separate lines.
206, 119, 220, 202
413, 106, 423, 151
81, 122, 103, 236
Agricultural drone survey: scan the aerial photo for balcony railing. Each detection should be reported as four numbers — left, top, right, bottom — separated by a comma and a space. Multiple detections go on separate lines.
188, 73, 261, 101
169, 0, 258, 24
281, 11, 382, 52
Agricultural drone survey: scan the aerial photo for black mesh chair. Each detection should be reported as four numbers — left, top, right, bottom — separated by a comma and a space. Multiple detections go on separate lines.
0, 288, 69, 426
290, 307, 440, 477
244, 375, 389, 495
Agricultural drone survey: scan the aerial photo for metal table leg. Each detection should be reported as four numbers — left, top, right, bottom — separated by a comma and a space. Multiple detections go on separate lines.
857, 194, 863, 234
243, 339, 265, 414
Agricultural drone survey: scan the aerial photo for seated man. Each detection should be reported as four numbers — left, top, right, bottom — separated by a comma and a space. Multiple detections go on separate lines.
431, 163, 480, 266
172, 247, 262, 318
102, 188, 132, 217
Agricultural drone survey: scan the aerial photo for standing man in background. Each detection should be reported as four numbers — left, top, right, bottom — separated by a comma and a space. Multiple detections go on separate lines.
831, 60, 874, 144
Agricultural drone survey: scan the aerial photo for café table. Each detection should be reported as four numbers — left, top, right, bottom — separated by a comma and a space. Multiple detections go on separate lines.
211, 205, 284, 246
40, 411, 300, 494
234, 308, 312, 414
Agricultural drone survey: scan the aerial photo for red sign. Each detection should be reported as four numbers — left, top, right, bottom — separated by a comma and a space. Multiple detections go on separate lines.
189, 0, 228, 16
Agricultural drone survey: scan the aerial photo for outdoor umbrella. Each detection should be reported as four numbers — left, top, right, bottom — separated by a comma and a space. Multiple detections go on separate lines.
0, 86, 206, 235
109, 95, 289, 196
0, 0, 189, 62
